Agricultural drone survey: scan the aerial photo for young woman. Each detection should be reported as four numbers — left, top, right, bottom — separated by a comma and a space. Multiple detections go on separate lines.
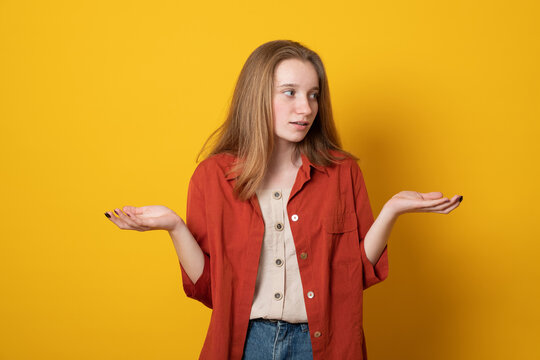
105, 40, 462, 360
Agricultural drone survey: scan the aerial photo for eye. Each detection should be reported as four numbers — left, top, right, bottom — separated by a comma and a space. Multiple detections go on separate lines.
284, 90, 295, 96
310, 92, 319, 99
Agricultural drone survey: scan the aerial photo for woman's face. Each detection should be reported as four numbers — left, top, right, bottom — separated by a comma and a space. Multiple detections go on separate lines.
272, 58, 319, 147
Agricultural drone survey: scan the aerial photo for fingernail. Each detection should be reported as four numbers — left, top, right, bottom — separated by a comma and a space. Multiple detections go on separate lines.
104, 212, 111, 218
459, 196, 463, 203
114, 209, 119, 215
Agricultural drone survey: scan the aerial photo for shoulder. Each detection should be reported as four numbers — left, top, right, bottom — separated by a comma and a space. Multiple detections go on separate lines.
324, 150, 369, 191
195, 152, 237, 172
327, 149, 362, 173
190, 152, 237, 184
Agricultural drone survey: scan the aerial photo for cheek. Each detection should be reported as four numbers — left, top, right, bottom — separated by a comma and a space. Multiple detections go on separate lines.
273, 100, 288, 120
312, 102, 319, 117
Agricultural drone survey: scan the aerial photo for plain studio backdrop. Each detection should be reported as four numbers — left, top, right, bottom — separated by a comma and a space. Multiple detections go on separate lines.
1, 0, 539, 359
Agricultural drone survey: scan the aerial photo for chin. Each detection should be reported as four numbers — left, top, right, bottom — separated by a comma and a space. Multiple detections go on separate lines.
275, 130, 310, 145
287, 133, 308, 141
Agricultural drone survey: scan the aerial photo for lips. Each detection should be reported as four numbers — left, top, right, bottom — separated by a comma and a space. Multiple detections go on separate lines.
289, 121, 309, 127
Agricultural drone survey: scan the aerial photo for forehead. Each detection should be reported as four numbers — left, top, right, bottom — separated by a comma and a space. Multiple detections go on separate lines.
274, 58, 319, 88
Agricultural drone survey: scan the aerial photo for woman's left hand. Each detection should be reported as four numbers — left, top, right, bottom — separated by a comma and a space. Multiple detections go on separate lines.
383, 191, 463, 217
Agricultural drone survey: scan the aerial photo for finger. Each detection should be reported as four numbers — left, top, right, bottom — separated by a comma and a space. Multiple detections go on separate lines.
125, 212, 155, 229
438, 195, 461, 208
120, 207, 157, 230
416, 197, 450, 209
430, 195, 457, 207
422, 196, 462, 213
419, 192, 444, 200
430, 201, 461, 214
109, 208, 148, 231
105, 210, 137, 230
123, 205, 145, 216
422, 201, 454, 212
122, 205, 134, 217
440, 195, 462, 212
113, 208, 146, 230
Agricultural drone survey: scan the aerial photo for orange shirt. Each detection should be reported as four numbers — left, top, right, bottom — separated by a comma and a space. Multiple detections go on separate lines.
179, 150, 389, 359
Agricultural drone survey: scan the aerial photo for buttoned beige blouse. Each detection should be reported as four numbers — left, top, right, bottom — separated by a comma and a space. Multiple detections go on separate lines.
249, 188, 308, 323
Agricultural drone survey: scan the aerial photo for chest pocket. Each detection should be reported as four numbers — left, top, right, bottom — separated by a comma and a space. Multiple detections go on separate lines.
323, 212, 358, 233
324, 212, 362, 267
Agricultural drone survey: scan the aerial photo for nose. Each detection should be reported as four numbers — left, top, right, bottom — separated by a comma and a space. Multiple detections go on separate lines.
295, 95, 313, 116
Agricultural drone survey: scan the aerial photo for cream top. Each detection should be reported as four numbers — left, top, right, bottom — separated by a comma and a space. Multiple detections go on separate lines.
249, 188, 308, 323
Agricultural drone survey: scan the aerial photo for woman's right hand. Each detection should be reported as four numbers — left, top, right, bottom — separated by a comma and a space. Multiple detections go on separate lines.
105, 205, 184, 232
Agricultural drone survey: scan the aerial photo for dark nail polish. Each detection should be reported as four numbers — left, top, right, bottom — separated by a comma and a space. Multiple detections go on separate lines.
459, 196, 463, 203
105, 212, 111, 218
114, 209, 119, 215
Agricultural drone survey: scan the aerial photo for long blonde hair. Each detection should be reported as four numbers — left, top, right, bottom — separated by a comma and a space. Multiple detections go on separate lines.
198, 40, 353, 200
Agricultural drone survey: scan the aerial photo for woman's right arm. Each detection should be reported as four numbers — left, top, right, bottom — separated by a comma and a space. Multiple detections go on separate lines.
105, 166, 213, 308
168, 219, 205, 284
104, 205, 205, 285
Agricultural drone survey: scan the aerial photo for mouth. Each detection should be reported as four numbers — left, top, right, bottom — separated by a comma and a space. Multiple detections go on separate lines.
289, 121, 309, 127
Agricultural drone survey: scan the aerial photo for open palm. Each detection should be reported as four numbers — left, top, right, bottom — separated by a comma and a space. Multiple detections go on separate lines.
105, 205, 183, 232
384, 191, 462, 216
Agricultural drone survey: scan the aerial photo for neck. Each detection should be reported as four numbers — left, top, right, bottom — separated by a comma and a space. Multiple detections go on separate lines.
267, 139, 301, 172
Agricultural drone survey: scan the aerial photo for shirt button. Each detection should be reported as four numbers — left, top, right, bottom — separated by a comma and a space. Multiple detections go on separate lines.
272, 191, 282, 200
275, 222, 284, 231
275, 258, 283, 267
274, 292, 283, 300
314, 331, 322, 338
291, 214, 299, 222
307, 291, 314, 299
300, 252, 308, 260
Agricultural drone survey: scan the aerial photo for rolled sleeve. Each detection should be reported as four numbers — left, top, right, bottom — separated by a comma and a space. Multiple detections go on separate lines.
352, 161, 389, 289
180, 253, 212, 308
180, 166, 213, 308
360, 241, 389, 289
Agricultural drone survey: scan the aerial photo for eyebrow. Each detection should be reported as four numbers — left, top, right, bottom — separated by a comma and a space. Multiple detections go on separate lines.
277, 83, 320, 91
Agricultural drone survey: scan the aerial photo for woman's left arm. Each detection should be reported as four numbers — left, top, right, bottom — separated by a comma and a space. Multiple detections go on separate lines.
364, 192, 463, 265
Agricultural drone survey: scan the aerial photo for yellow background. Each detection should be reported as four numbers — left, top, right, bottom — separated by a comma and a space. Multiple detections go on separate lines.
1, 0, 539, 359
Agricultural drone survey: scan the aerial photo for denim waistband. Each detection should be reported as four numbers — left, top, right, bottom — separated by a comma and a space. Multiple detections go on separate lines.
250, 318, 309, 332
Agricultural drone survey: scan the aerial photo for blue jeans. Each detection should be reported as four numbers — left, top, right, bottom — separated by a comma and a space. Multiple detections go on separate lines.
242, 318, 314, 360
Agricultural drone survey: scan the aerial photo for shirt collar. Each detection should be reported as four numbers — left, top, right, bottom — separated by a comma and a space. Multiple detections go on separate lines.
224, 152, 327, 181
223, 154, 240, 181
300, 152, 328, 176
